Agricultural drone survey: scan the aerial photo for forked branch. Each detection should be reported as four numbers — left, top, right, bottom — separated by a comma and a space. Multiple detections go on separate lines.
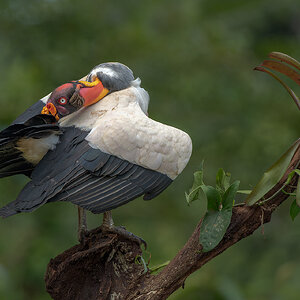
45, 142, 300, 300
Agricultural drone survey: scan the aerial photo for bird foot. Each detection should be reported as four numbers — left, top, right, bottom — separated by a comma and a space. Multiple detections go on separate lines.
100, 224, 147, 250
78, 226, 89, 244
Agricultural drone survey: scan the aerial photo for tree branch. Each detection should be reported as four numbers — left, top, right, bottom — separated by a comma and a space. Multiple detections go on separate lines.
45, 142, 300, 300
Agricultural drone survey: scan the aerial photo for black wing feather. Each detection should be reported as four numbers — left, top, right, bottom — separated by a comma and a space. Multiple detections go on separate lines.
0, 127, 172, 217
0, 114, 59, 178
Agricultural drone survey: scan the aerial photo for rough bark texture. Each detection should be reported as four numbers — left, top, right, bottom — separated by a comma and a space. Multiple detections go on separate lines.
45, 142, 300, 300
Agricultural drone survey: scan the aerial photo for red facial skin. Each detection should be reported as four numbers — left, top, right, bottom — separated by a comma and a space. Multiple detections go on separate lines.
45, 79, 109, 118
46, 83, 79, 118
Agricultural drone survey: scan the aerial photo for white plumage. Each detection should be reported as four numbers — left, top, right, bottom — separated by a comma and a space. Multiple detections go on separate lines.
59, 80, 192, 179
0, 62, 192, 219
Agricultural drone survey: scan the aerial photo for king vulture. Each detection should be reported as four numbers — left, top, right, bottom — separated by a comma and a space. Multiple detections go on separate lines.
0, 63, 192, 236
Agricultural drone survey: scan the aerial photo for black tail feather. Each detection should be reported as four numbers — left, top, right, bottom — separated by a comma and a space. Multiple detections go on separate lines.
0, 203, 18, 218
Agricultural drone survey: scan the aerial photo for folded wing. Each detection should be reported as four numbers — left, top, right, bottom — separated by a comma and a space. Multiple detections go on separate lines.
0, 114, 59, 178
0, 127, 172, 217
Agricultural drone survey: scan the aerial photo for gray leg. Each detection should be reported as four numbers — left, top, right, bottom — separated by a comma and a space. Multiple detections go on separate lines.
102, 211, 114, 228
101, 210, 147, 249
78, 206, 87, 242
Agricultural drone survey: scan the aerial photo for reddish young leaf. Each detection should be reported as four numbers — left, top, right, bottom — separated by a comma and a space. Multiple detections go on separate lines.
261, 60, 300, 86
269, 52, 300, 71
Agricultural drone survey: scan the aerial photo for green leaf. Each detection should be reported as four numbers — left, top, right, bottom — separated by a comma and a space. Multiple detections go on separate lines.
185, 186, 208, 219
285, 170, 297, 186
223, 172, 231, 191
185, 186, 201, 205
237, 190, 252, 195
216, 168, 231, 194
246, 139, 300, 205
185, 164, 205, 205
197, 187, 208, 219
202, 185, 222, 211
193, 170, 204, 188
296, 177, 300, 207
216, 168, 225, 190
199, 208, 232, 252
222, 181, 240, 209
290, 199, 300, 221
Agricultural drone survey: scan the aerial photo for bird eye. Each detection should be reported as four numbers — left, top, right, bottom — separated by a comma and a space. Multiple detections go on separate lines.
58, 97, 67, 105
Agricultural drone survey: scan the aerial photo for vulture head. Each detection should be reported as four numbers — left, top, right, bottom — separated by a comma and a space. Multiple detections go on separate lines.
43, 62, 138, 120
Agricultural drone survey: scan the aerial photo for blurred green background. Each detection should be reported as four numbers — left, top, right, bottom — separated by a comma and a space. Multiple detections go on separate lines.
0, 0, 299, 299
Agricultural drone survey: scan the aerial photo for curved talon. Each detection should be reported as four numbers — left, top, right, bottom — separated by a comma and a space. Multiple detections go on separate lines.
101, 225, 147, 250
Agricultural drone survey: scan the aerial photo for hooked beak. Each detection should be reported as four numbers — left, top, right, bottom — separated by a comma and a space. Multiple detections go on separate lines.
78, 78, 109, 107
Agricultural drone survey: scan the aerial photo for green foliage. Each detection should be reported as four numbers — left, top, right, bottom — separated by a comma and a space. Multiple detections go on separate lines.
216, 168, 231, 195
200, 209, 233, 252
284, 171, 300, 220
185, 162, 207, 219
296, 177, 300, 207
185, 162, 205, 205
186, 166, 240, 252
202, 185, 222, 211
222, 181, 240, 210
246, 139, 300, 205
285, 169, 300, 187
290, 199, 300, 221
199, 181, 240, 252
